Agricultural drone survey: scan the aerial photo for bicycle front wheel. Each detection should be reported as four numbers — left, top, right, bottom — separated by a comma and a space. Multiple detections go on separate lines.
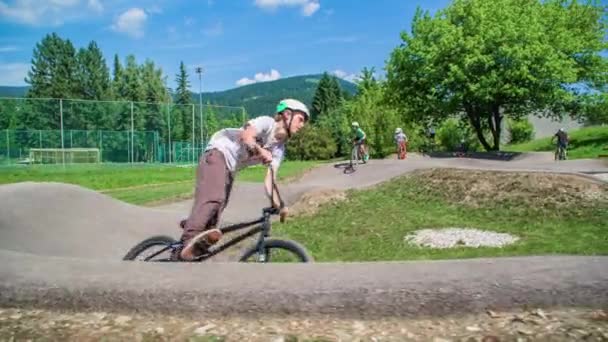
238, 239, 314, 263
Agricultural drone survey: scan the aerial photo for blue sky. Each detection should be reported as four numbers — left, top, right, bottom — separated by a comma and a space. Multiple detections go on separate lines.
1, 0, 606, 92
0, 0, 455, 92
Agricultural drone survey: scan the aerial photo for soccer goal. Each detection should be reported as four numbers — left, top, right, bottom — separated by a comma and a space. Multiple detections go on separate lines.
28, 148, 101, 164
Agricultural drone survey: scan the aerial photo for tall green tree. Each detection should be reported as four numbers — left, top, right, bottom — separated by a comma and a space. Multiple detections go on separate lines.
311, 72, 343, 122
26, 33, 78, 100
175, 61, 192, 141
76, 41, 111, 101
114, 55, 145, 132
141, 59, 171, 136
112, 54, 124, 99
24, 33, 78, 131
386, 0, 608, 151
71, 41, 112, 130
356, 67, 378, 95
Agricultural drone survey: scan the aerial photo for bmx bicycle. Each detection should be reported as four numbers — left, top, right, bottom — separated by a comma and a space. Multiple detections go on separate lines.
555, 144, 567, 161
344, 141, 366, 174
123, 166, 313, 263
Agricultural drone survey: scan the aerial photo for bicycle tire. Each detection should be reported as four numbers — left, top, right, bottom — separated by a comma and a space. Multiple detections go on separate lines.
351, 146, 359, 170
122, 235, 177, 261
238, 238, 314, 263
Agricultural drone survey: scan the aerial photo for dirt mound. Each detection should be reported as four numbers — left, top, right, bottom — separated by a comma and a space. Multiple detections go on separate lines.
0, 182, 180, 259
289, 189, 348, 217
407, 168, 608, 208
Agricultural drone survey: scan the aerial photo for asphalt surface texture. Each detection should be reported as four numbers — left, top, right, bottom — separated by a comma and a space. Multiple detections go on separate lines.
1, 152, 606, 318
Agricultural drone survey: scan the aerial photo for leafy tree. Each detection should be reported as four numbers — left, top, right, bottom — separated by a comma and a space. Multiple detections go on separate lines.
386, 0, 608, 151
508, 118, 535, 144
286, 125, 337, 160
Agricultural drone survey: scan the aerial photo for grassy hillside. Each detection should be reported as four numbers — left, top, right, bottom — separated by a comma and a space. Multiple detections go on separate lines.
193, 74, 357, 117
506, 125, 608, 159
0, 86, 29, 97
0, 74, 357, 118
276, 169, 608, 261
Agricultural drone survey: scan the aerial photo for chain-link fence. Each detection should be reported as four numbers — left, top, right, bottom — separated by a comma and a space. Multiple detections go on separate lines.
0, 97, 247, 165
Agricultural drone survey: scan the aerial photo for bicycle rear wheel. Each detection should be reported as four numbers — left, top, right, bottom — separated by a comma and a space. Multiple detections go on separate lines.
238, 239, 313, 263
123, 235, 177, 262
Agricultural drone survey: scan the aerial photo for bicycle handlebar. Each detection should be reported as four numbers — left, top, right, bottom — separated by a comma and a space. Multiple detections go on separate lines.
267, 164, 288, 222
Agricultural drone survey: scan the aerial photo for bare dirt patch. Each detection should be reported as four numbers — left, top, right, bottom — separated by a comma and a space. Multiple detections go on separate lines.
1, 307, 606, 341
408, 168, 608, 209
289, 189, 348, 217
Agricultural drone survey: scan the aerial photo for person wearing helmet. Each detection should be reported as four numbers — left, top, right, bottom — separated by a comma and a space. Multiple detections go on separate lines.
394, 127, 408, 159
176, 99, 310, 261
351, 121, 369, 162
552, 128, 569, 160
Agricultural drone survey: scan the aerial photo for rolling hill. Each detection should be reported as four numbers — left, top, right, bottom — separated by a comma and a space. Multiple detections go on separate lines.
0, 74, 358, 118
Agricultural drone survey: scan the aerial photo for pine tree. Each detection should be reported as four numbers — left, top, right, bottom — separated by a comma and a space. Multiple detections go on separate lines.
175, 61, 192, 141
24, 33, 78, 130
311, 72, 343, 122
72, 41, 112, 130
112, 54, 124, 99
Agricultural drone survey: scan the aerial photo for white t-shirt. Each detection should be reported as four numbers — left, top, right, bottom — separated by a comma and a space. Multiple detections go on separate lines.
205, 116, 285, 173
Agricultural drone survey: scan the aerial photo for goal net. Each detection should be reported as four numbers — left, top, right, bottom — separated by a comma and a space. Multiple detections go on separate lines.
28, 148, 101, 164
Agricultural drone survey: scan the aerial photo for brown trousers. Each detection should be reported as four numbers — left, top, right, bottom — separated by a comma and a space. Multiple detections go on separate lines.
180, 149, 234, 243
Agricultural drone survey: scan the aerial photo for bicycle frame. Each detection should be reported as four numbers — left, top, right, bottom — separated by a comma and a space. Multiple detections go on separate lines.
143, 165, 285, 262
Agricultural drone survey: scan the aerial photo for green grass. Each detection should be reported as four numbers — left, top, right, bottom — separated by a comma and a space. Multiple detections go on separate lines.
274, 173, 608, 261
0, 160, 319, 205
506, 125, 608, 159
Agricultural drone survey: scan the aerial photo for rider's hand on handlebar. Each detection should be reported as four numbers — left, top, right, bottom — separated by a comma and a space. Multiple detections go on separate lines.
259, 148, 273, 164
279, 206, 288, 223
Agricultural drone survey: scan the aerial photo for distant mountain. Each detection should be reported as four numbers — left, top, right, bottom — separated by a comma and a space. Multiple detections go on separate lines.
192, 74, 358, 117
0, 74, 357, 118
0, 86, 29, 98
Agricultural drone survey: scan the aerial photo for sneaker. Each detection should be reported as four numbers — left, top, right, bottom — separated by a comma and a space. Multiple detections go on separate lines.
180, 228, 223, 261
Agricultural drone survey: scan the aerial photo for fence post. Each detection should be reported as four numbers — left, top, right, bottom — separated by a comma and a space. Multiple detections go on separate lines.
60, 99, 65, 167
191, 104, 195, 164
99, 130, 103, 163
130, 101, 134, 164
167, 104, 172, 164
5, 129, 9, 165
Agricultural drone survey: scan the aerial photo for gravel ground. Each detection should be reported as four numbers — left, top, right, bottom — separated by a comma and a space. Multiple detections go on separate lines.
0, 307, 607, 341
404, 228, 520, 249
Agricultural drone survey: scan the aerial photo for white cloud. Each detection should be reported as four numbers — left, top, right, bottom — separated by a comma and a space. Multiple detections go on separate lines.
0, 46, 19, 52
254, 0, 320, 16
332, 69, 358, 82
111, 8, 147, 39
301, 1, 319, 16
87, 0, 102, 13
202, 21, 223, 37
236, 69, 281, 86
0, 63, 30, 86
0, 0, 102, 26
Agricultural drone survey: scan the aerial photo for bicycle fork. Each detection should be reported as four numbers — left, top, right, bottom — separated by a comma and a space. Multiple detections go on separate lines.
253, 213, 272, 262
